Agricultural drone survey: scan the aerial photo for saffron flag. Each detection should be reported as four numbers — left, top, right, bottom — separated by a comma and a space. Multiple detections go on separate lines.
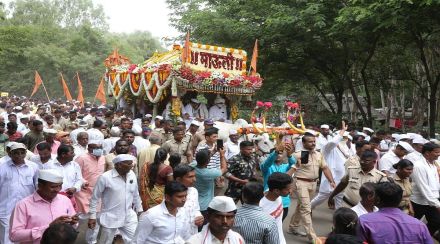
31, 71, 43, 97
60, 73, 73, 101
76, 72, 84, 106
181, 31, 190, 63
95, 78, 106, 105
250, 39, 258, 75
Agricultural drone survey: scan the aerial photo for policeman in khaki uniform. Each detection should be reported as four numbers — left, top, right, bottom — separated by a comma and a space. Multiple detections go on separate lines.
161, 127, 192, 164
329, 150, 387, 208
288, 133, 336, 241
392, 159, 414, 215
344, 141, 372, 171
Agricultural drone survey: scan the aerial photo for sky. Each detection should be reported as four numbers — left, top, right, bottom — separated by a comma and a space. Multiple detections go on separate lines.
94, 0, 180, 38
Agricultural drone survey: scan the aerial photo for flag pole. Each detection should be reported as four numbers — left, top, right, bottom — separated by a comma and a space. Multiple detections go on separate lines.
41, 80, 51, 102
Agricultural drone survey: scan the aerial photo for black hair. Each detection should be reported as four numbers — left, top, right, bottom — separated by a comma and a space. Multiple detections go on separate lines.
359, 182, 376, 200
0, 121, 4, 127
36, 142, 52, 152
169, 153, 182, 169
393, 159, 414, 170
360, 150, 377, 160
369, 137, 381, 144
352, 134, 364, 143
114, 139, 128, 154
375, 182, 403, 208
57, 144, 74, 157
164, 181, 188, 196
32, 120, 43, 126
422, 142, 440, 154
7, 122, 17, 129
115, 139, 128, 146
196, 149, 210, 166
121, 129, 135, 137
93, 119, 103, 128
242, 182, 264, 205
120, 117, 130, 123
205, 127, 219, 137
173, 164, 195, 179
172, 127, 184, 134
41, 223, 78, 244
325, 234, 363, 244
239, 140, 253, 148
148, 148, 168, 190
302, 132, 315, 143
332, 207, 358, 236
355, 141, 369, 150
141, 117, 150, 123
267, 172, 292, 191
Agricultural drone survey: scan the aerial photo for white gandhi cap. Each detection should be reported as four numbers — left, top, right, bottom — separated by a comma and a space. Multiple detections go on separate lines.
38, 169, 63, 183
112, 154, 136, 164
398, 141, 414, 153
208, 196, 237, 212
320, 124, 330, 129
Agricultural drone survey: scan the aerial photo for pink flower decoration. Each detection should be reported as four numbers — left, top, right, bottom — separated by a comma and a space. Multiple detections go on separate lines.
256, 101, 264, 107
264, 102, 272, 108
285, 101, 294, 108
292, 103, 299, 109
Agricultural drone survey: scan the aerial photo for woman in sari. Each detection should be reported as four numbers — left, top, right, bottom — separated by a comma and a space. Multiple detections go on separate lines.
139, 148, 173, 210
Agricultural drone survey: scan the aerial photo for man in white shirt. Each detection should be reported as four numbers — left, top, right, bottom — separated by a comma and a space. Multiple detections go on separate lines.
379, 141, 412, 176
351, 182, 378, 217
102, 127, 120, 155
316, 124, 332, 150
51, 144, 83, 199
70, 120, 88, 145
186, 196, 244, 244
174, 165, 204, 236
410, 142, 440, 241
184, 98, 209, 121
259, 172, 293, 244
225, 130, 240, 160
73, 132, 88, 159
29, 142, 56, 169
88, 154, 142, 244
87, 120, 105, 143
208, 96, 228, 122
0, 143, 38, 244
405, 137, 427, 163
311, 122, 349, 210
136, 181, 190, 243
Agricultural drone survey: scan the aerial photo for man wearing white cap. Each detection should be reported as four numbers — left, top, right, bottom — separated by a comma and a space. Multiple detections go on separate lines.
379, 141, 412, 176
310, 121, 349, 210
0, 143, 39, 244
317, 124, 333, 150
9, 169, 77, 244
362, 127, 374, 141
186, 196, 244, 244
70, 120, 88, 145
405, 137, 427, 163
184, 98, 209, 122
225, 129, 240, 160
88, 154, 142, 244
136, 181, 190, 243
209, 96, 228, 122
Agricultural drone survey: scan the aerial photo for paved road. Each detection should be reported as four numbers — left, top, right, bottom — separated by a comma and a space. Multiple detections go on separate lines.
284, 197, 333, 243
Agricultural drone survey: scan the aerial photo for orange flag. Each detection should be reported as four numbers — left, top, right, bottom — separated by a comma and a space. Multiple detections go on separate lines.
76, 72, 84, 106
60, 73, 73, 101
181, 31, 190, 63
250, 39, 258, 75
95, 78, 106, 105
31, 71, 43, 97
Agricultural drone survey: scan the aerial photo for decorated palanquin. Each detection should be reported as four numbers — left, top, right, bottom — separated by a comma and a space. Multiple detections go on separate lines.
104, 41, 263, 120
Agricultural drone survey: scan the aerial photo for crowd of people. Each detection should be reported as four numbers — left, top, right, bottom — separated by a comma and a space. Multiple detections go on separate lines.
0, 95, 439, 244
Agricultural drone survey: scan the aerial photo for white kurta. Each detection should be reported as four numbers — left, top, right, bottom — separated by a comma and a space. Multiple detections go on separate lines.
319, 134, 348, 193
208, 105, 228, 121
184, 104, 209, 120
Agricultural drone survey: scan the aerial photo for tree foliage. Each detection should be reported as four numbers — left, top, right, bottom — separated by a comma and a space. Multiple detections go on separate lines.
0, 0, 163, 100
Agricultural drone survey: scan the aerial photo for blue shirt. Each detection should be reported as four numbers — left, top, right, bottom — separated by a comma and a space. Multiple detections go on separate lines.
358, 207, 433, 244
260, 151, 296, 208
194, 166, 222, 211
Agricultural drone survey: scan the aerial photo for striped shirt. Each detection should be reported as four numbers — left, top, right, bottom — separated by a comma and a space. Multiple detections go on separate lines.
232, 204, 280, 244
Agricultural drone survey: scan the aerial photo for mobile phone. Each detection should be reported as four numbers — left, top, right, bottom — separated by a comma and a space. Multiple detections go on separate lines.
216, 139, 224, 150
301, 151, 309, 164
